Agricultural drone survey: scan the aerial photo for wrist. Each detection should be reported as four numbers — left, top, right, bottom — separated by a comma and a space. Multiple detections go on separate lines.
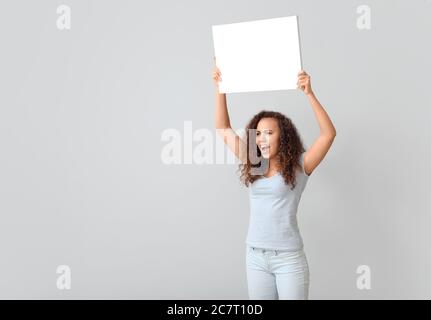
306, 90, 315, 98
215, 86, 225, 95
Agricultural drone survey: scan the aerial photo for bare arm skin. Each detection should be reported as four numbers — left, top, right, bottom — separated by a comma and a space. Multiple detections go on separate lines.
213, 58, 247, 163
297, 70, 337, 176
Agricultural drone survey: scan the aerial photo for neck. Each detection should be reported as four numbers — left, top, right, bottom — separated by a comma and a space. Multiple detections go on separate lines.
268, 157, 281, 172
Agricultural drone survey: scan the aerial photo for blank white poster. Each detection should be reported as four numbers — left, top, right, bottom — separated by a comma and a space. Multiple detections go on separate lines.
212, 16, 302, 94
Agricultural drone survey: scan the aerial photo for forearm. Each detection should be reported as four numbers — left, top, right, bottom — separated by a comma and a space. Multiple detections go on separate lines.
215, 87, 231, 129
306, 91, 336, 137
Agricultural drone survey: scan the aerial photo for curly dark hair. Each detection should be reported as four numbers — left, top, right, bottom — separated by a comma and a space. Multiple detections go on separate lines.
238, 110, 306, 190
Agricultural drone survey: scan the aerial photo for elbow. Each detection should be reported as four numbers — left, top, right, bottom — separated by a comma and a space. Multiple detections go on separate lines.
324, 130, 336, 141
330, 132, 336, 141
330, 128, 337, 139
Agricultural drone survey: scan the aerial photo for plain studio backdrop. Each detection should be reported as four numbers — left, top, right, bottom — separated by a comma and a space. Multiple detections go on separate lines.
0, 0, 430, 299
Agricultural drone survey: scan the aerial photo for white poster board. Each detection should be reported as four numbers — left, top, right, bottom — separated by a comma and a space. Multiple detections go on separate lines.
212, 16, 303, 94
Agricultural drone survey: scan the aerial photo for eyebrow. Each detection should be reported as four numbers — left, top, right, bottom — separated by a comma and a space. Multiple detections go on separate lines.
257, 129, 273, 133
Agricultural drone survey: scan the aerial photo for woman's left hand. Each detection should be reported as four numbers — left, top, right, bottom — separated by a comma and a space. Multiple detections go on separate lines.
297, 70, 313, 95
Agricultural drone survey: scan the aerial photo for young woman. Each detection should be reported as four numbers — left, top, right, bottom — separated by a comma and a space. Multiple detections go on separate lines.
212, 58, 336, 300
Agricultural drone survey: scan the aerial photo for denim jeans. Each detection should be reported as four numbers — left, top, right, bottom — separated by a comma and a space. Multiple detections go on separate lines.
246, 245, 310, 300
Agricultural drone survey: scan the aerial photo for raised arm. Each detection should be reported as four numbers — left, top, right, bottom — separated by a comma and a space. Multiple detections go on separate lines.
212, 58, 247, 163
297, 70, 337, 176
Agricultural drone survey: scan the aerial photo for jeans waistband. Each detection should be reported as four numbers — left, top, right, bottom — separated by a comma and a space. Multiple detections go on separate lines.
249, 246, 281, 255
248, 245, 303, 256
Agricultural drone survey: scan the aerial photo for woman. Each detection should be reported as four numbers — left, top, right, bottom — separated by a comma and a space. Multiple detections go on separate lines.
212, 58, 336, 300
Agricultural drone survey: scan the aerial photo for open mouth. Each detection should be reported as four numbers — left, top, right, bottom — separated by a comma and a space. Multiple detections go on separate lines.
260, 144, 270, 153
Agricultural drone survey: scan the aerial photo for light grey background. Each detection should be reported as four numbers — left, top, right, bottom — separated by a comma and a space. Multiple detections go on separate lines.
0, 0, 430, 299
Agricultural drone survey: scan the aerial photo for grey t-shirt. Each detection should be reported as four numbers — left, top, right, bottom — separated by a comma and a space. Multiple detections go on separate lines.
245, 152, 309, 251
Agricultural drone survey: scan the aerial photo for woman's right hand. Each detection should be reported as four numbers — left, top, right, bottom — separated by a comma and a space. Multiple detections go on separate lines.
212, 57, 222, 88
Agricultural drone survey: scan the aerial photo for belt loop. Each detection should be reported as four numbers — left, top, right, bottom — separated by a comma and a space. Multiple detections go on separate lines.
252, 247, 255, 251
275, 250, 278, 255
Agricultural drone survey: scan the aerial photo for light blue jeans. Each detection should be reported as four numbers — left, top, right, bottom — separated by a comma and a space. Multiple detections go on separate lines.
246, 245, 310, 300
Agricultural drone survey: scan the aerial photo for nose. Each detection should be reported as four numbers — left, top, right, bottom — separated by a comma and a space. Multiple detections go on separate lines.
258, 134, 269, 145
